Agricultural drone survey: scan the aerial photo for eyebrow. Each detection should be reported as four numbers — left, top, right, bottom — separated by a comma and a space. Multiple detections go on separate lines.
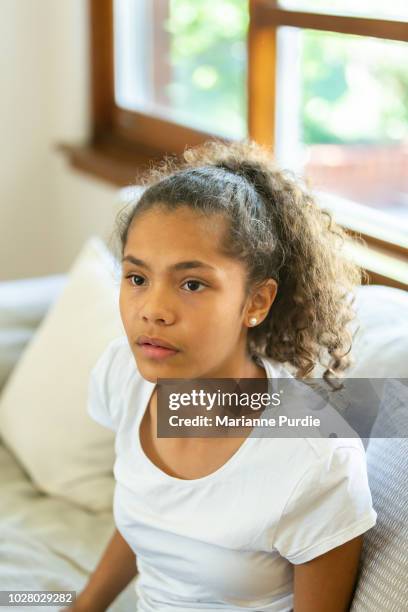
121, 255, 217, 272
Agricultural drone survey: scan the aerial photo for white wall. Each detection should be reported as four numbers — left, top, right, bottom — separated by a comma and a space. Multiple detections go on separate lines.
0, 0, 120, 281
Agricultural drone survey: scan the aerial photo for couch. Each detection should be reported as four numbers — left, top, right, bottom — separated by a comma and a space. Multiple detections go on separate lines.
0, 236, 407, 611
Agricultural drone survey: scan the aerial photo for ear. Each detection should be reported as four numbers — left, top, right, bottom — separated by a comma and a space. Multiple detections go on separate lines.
245, 278, 278, 327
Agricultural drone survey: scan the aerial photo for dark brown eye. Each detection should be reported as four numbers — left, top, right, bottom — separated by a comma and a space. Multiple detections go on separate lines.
183, 280, 206, 292
128, 274, 144, 286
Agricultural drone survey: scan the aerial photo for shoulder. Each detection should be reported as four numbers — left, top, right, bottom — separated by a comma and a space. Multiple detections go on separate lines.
271, 436, 376, 563
304, 435, 366, 461
262, 437, 366, 489
278, 435, 368, 491
95, 335, 147, 406
255, 353, 295, 379
95, 334, 130, 365
92, 335, 134, 386
88, 335, 141, 431
281, 436, 371, 521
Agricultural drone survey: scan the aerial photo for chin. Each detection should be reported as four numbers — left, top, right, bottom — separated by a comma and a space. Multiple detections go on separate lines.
132, 354, 173, 381
142, 372, 159, 384
132, 359, 159, 383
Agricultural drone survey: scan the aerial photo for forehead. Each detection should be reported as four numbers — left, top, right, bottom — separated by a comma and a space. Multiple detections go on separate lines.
126, 206, 229, 254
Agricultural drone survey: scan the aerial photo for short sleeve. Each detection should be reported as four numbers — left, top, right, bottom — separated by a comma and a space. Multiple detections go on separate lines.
87, 337, 125, 432
273, 445, 377, 564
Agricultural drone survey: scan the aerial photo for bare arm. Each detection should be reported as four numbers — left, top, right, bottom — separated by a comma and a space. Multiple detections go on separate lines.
293, 535, 363, 612
62, 528, 138, 612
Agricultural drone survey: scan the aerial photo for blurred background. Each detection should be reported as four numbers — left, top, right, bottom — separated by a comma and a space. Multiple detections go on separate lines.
1, 0, 407, 287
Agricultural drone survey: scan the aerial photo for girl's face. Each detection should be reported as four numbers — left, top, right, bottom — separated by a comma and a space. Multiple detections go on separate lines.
120, 205, 274, 383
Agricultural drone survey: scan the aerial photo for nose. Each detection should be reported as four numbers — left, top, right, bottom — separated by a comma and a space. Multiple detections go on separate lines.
140, 284, 175, 325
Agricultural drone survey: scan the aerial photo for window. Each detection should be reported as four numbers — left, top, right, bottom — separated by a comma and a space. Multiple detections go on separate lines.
279, 0, 408, 21
114, 0, 248, 139
64, 0, 408, 288
275, 28, 408, 248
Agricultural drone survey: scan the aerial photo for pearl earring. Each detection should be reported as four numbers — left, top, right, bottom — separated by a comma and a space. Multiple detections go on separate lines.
249, 317, 257, 326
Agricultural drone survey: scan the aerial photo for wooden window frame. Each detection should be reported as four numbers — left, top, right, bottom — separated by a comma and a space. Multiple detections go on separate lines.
61, 0, 408, 289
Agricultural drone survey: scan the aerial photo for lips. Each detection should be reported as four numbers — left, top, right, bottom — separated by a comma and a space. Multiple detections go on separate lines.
137, 339, 179, 361
137, 335, 179, 351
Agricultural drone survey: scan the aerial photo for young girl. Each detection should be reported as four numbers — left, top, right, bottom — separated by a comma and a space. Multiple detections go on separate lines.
72, 140, 376, 611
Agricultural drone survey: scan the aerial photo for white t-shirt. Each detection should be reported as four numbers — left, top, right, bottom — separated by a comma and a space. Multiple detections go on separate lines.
87, 336, 377, 612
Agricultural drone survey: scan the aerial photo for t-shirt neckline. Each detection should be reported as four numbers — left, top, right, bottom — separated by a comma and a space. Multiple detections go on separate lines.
133, 355, 278, 485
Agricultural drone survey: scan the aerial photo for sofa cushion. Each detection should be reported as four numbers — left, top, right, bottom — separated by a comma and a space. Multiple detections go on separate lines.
309, 285, 408, 380
346, 285, 408, 378
0, 237, 125, 512
0, 275, 67, 394
351, 379, 408, 611
0, 439, 138, 612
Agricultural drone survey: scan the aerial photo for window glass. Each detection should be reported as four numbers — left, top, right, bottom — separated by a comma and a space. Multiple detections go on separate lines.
275, 28, 408, 234
114, 0, 248, 138
279, 0, 408, 21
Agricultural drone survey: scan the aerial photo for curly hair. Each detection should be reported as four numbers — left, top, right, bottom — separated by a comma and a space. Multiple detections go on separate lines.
110, 139, 367, 388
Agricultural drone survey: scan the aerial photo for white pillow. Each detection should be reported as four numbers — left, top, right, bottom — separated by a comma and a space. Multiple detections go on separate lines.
0, 274, 67, 393
346, 285, 408, 378
309, 285, 408, 381
0, 237, 125, 512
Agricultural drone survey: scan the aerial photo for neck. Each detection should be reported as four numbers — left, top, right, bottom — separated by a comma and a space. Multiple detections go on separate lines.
148, 353, 268, 438
199, 350, 266, 381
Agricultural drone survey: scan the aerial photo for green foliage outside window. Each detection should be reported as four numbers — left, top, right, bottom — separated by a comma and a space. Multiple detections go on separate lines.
165, 0, 408, 145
